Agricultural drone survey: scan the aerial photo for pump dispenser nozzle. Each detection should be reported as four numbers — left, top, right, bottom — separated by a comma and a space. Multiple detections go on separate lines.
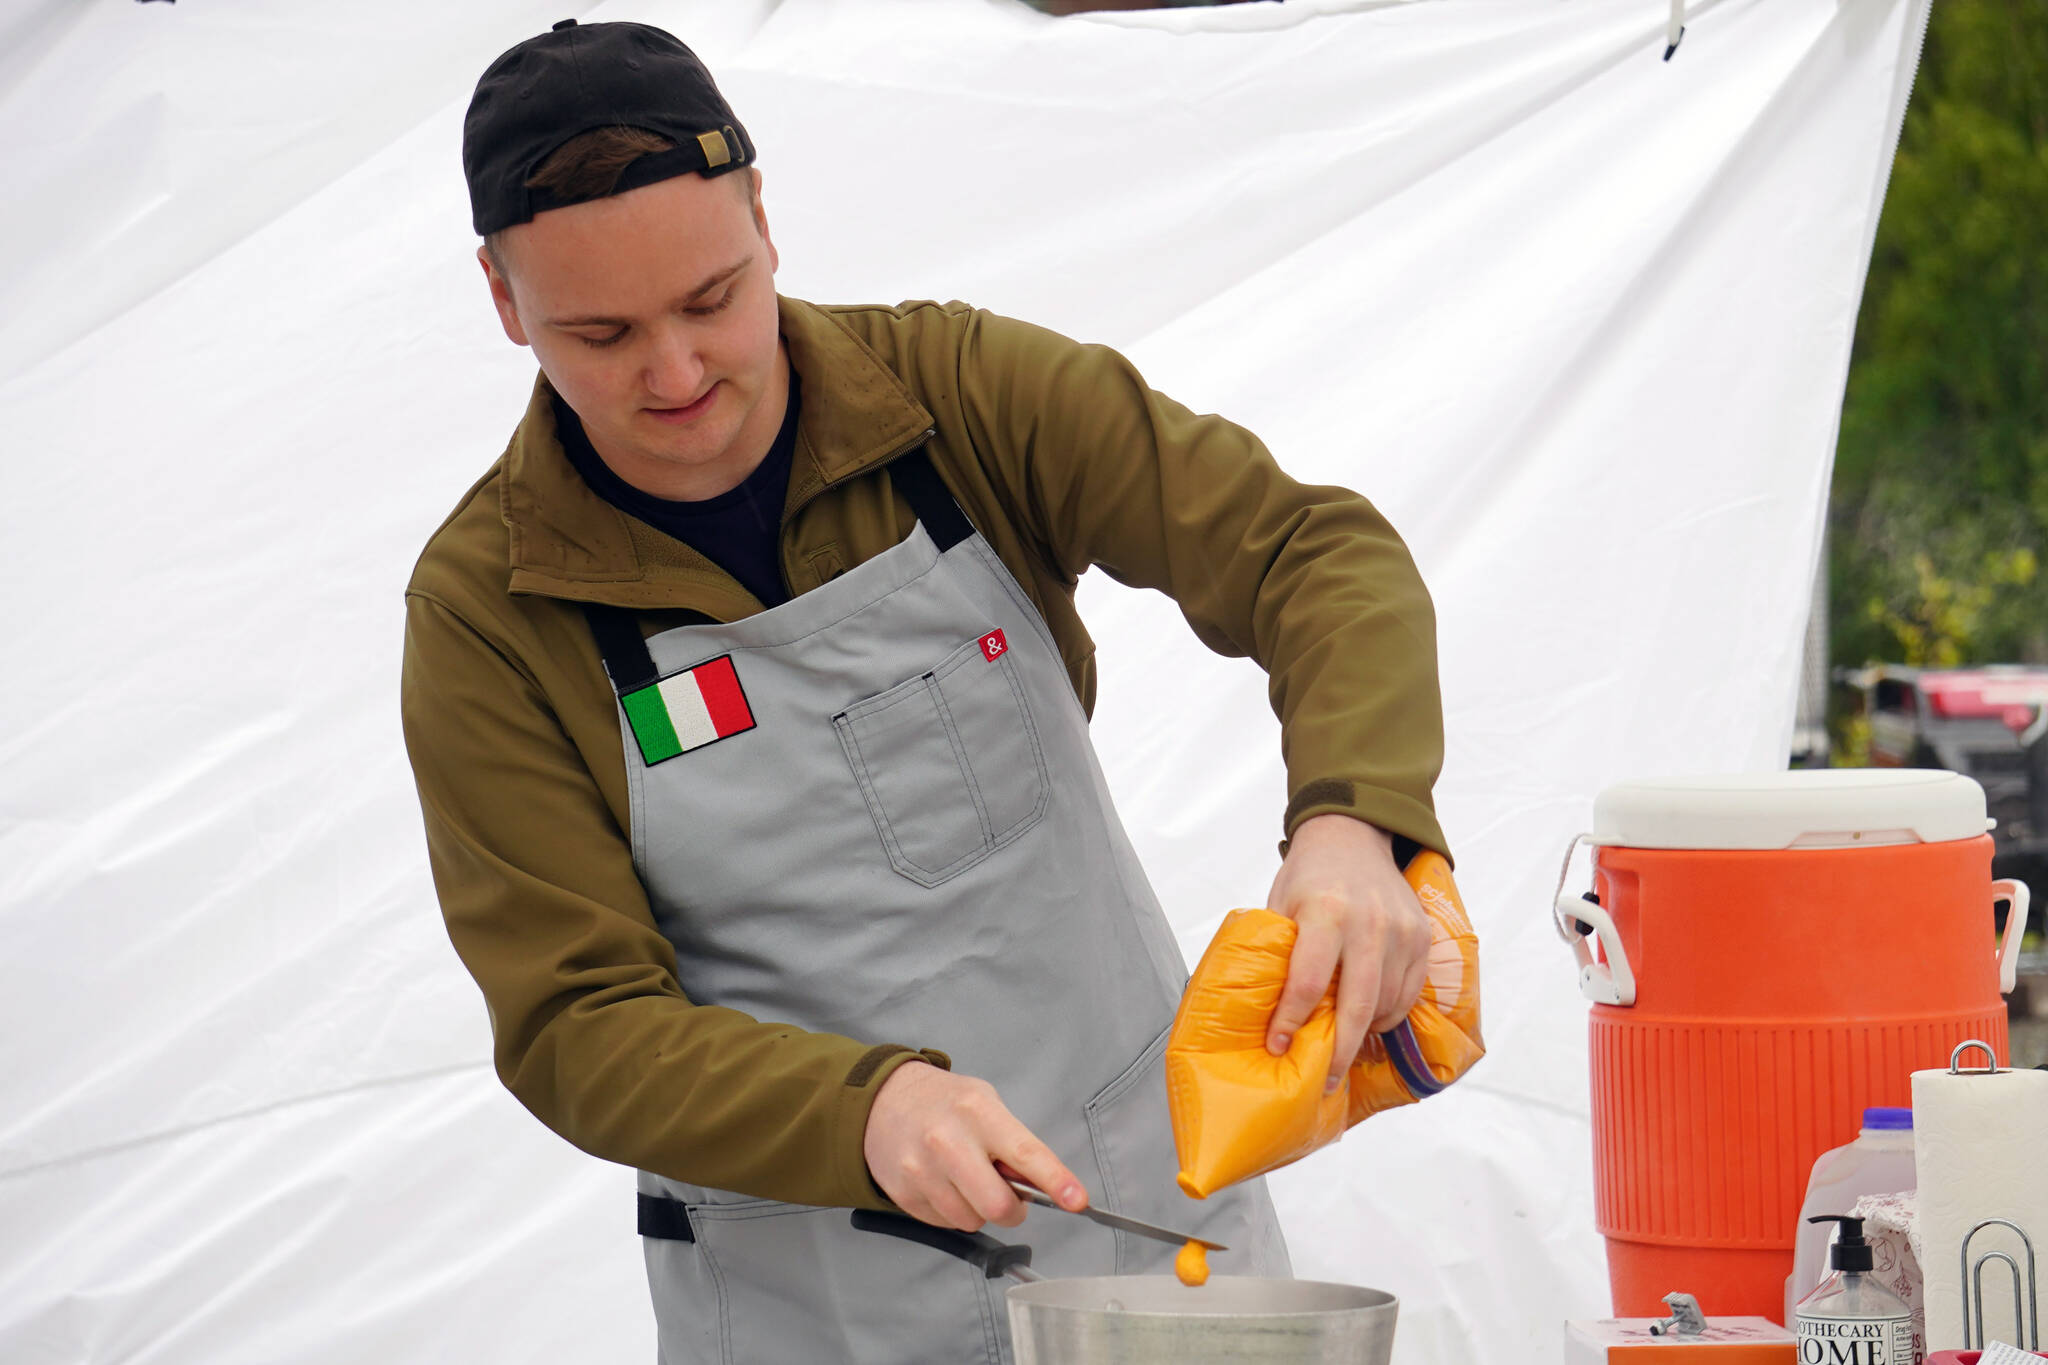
1807, 1214, 1875, 1273
1796, 1213, 1912, 1361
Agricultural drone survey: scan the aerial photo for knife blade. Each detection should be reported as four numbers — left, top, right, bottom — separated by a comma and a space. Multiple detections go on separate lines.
1006, 1179, 1228, 1252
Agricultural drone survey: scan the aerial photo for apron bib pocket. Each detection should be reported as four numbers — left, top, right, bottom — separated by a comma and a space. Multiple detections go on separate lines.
834, 636, 1050, 887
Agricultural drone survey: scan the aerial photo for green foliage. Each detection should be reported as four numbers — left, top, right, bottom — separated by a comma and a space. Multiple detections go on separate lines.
1867, 546, 2036, 666
1831, 711, 1874, 768
1830, 0, 2048, 669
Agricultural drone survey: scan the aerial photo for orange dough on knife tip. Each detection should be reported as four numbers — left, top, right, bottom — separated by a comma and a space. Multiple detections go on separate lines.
1175, 1239, 1210, 1287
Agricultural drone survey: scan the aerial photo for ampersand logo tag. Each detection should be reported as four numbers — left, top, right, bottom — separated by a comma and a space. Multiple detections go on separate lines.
978, 629, 1007, 662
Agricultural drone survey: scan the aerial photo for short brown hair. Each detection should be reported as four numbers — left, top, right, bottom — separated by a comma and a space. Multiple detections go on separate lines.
528, 125, 677, 200
483, 125, 758, 276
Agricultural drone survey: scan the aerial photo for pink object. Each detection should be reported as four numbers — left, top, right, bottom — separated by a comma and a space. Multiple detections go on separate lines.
1924, 1353, 2048, 1364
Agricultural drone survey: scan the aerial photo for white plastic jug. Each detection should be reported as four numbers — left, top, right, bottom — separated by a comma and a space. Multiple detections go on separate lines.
1783, 1107, 1916, 1324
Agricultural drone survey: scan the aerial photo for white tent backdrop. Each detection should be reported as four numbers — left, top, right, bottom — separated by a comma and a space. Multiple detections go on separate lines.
0, 0, 1927, 1360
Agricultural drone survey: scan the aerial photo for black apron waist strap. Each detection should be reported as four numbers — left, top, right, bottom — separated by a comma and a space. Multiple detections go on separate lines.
638, 1193, 696, 1242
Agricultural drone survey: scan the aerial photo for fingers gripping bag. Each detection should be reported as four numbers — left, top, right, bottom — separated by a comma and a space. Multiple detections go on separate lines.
1344, 853, 1487, 1125
1166, 850, 1485, 1199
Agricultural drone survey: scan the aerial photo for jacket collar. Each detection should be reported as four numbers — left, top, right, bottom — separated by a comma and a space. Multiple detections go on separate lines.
500, 295, 933, 607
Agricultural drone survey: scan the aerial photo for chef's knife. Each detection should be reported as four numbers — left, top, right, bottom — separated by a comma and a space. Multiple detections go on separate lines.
1006, 1179, 1227, 1252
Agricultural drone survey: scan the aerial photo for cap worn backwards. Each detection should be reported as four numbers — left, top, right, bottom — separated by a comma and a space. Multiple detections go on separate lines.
462, 18, 755, 237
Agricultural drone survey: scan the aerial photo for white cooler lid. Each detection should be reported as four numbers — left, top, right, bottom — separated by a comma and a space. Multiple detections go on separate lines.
1591, 769, 1991, 850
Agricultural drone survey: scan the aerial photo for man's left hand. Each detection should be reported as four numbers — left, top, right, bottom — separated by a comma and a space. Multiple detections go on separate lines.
1262, 813, 1432, 1093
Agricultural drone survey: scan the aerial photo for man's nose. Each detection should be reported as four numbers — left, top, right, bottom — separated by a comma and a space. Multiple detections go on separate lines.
643, 324, 706, 402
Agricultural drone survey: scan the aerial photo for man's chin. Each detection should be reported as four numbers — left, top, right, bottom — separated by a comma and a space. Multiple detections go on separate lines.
645, 430, 738, 476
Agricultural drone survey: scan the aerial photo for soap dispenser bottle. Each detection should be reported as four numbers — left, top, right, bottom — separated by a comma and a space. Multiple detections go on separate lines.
1794, 1214, 1916, 1364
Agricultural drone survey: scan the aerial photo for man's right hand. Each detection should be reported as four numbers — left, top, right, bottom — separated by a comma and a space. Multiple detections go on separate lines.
862, 1061, 1089, 1231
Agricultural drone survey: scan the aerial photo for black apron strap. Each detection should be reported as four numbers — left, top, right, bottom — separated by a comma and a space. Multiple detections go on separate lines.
581, 603, 715, 696
887, 447, 974, 553
637, 1193, 696, 1242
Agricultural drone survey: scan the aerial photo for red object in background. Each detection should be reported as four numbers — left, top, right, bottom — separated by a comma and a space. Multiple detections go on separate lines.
1588, 837, 2011, 1324
1917, 670, 2048, 730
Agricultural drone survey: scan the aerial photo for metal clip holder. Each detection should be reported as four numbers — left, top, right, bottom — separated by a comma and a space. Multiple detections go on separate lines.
1948, 1040, 2042, 1353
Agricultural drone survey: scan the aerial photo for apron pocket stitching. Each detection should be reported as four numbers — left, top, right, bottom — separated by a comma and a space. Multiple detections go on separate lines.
833, 717, 922, 880
1081, 1023, 1175, 1274
838, 731, 986, 886
837, 716, 982, 887
971, 1269, 1004, 1365
1082, 1114, 1128, 1274
839, 712, 983, 892
992, 647, 1051, 837
837, 674, 942, 724
946, 648, 1048, 864
671, 1205, 735, 1365
711, 1244, 734, 1365
689, 1203, 818, 1365
927, 677, 995, 844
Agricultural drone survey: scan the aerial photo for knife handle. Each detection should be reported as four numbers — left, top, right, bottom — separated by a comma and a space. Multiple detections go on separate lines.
849, 1209, 1041, 1283
1006, 1179, 1058, 1210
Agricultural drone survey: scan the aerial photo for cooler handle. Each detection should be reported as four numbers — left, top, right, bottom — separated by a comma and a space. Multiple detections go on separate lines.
1553, 889, 1637, 1007
1992, 879, 2030, 996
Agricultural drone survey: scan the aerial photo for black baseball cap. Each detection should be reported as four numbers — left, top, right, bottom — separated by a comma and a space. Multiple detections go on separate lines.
463, 19, 755, 237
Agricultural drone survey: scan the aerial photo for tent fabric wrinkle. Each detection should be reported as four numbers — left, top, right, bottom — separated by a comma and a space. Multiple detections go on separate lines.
0, 0, 1929, 1360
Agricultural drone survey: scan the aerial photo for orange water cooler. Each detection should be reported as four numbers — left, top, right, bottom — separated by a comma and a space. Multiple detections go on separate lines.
1553, 771, 2028, 1322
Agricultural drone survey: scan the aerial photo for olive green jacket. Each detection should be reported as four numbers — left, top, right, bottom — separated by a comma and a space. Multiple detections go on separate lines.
400, 296, 1446, 1211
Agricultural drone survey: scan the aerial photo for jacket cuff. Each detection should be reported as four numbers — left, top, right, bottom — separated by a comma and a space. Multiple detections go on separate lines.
1278, 779, 1451, 868
835, 1043, 953, 1210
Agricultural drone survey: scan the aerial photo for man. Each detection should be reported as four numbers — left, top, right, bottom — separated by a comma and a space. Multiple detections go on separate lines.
402, 19, 1448, 1363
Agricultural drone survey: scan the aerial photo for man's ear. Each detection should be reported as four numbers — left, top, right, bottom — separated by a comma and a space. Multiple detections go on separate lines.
478, 245, 531, 348
749, 170, 779, 275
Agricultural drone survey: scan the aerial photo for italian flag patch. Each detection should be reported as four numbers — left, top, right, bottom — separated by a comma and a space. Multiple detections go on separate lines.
620, 655, 756, 765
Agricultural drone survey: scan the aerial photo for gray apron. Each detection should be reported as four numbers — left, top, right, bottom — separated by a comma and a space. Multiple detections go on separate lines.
584, 449, 1289, 1365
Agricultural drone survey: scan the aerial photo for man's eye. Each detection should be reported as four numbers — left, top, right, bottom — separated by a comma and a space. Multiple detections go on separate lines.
578, 330, 627, 349
689, 289, 736, 316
